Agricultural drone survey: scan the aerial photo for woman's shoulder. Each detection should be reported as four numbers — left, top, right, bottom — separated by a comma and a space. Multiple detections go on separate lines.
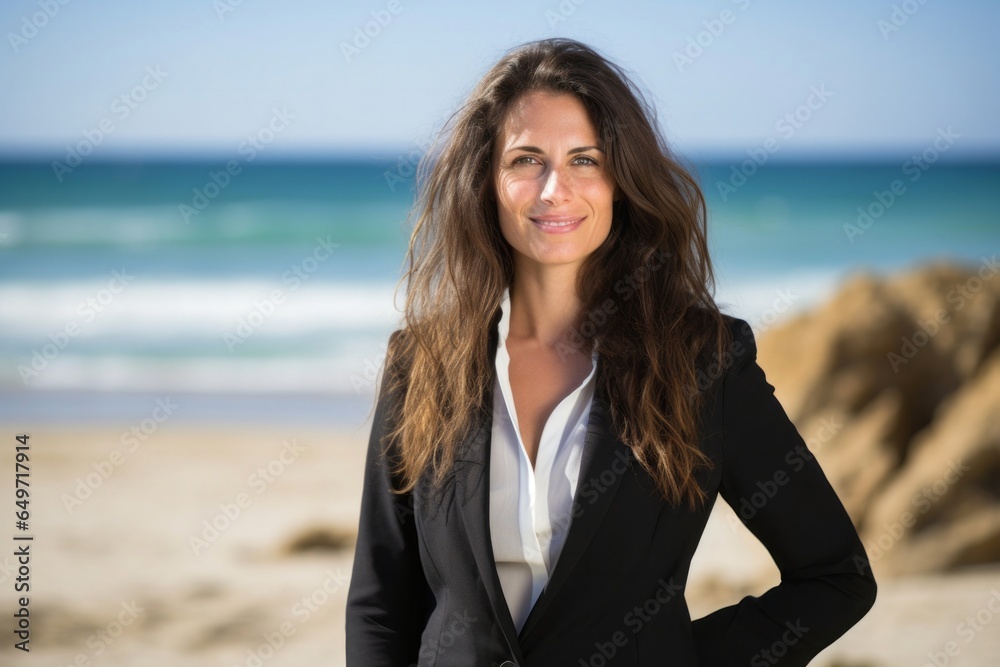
384, 327, 413, 375
386, 326, 409, 349
689, 312, 758, 397
719, 313, 757, 372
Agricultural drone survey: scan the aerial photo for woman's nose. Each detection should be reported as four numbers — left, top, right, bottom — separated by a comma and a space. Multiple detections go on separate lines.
540, 166, 571, 205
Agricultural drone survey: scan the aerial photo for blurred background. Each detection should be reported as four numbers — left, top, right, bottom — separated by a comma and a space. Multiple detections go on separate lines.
0, 1, 997, 665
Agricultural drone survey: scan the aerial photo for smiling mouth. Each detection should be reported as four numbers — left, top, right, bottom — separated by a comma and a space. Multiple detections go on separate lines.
529, 216, 585, 230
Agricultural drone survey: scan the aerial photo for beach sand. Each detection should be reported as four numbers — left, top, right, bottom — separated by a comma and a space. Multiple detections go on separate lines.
0, 423, 997, 666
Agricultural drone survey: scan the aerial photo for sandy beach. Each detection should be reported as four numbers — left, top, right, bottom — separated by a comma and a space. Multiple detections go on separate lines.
0, 422, 995, 666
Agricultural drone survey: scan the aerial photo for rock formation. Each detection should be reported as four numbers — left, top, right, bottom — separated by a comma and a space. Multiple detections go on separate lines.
755, 259, 1000, 575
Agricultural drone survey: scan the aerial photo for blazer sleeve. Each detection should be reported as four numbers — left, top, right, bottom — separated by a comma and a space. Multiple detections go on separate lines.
691, 318, 877, 666
345, 330, 433, 666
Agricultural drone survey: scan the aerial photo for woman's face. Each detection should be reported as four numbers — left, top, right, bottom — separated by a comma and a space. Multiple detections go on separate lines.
493, 90, 616, 275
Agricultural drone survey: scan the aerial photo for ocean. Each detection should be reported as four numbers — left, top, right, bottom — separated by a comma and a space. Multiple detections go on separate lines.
0, 157, 996, 425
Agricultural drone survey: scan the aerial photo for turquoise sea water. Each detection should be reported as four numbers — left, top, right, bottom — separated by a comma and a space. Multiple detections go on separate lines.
0, 158, 996, 423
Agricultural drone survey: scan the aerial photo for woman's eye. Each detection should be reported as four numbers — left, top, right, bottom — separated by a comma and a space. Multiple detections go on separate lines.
510, 155, 599, 166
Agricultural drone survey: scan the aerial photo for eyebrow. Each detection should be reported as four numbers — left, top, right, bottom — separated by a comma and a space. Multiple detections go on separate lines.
504, 145, 605, 155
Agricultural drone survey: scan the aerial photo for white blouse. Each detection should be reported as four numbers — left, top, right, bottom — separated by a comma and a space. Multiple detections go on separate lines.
489, 286, 599, 634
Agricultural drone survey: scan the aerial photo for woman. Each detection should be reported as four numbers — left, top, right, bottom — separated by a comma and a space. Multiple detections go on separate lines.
346, 37, 876, 666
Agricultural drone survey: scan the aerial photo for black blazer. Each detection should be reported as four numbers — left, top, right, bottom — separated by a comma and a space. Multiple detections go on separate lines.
345, 315, 876, 666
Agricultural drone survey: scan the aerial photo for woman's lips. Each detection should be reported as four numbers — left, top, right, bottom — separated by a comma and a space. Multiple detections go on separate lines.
529, 216, 584, 233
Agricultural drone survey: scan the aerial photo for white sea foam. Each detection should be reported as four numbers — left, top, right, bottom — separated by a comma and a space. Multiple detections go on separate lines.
0, 269, 848, 394
3, 353, 392, 395
714, 266, 845, 333
0, 279, 404, 340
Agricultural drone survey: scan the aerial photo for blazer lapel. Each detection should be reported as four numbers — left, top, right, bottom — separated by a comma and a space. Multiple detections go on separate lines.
455, 410, 525, 663
517, 385, 629, 641
455, 325, 630, 654
454, 316, 525, 662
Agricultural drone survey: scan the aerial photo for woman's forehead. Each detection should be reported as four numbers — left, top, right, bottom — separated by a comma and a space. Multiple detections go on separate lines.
495, 92, 598, 147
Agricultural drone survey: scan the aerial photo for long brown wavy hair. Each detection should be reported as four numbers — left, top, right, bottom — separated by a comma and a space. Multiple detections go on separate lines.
376, 37, 731, 508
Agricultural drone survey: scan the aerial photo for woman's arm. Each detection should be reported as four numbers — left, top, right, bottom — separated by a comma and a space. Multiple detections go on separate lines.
345, 331, 433, 666
692, 319, 877, 666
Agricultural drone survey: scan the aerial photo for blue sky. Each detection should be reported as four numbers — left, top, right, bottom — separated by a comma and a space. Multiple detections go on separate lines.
1, 0, 997, 160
